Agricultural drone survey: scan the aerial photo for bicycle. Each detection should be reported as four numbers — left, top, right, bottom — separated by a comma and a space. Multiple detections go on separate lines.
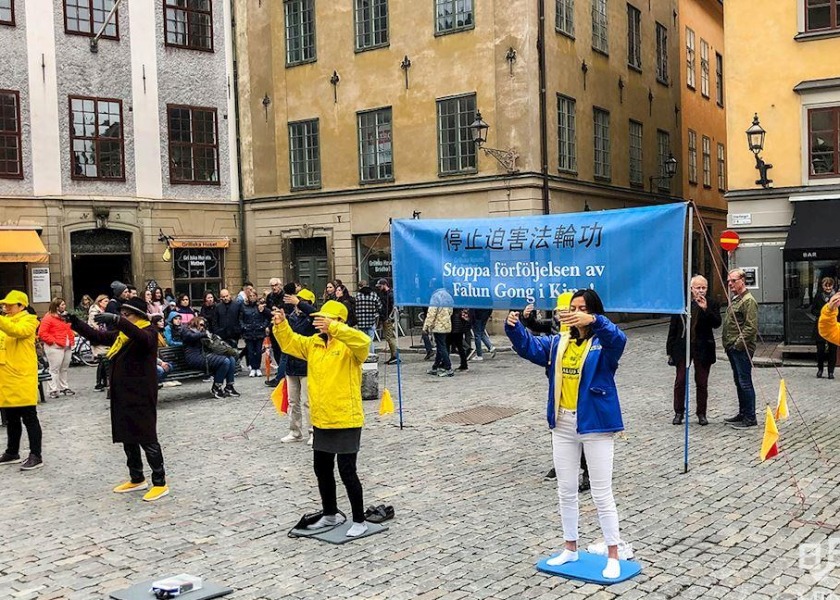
71, 335, 98, 367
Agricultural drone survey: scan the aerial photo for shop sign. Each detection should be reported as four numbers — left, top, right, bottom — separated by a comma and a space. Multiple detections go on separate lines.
31, 267, 51, 303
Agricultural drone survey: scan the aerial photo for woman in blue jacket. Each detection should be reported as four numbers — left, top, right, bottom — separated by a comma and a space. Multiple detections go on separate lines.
505, 288, 627, 580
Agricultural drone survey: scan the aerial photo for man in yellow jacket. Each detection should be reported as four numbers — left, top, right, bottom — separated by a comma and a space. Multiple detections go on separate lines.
272, 299, 372, 537
818, 292, 840, 361
0, 291, 44, 470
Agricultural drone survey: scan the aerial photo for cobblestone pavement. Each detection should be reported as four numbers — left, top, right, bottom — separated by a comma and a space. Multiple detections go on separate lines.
1, 322, 839, 600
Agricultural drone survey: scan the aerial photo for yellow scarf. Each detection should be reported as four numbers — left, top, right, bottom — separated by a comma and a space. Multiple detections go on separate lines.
106, 318, 151, 359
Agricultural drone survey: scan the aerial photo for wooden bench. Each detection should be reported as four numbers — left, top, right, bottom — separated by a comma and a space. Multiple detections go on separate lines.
157, 345, 241, 384
38, 369, 52, 404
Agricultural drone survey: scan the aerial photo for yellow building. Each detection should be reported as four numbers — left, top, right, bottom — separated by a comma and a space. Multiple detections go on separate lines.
235, 0, 682, 297
725, 1, 840, 343
678, 0, 727, 301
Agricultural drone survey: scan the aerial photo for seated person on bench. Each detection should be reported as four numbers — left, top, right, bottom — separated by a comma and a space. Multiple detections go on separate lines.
180, 317, 240, 399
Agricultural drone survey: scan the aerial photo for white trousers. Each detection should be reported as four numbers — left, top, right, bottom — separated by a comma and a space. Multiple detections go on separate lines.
44, 344, 72, 392
551, 410, 621, 545
286, 375, 310, 437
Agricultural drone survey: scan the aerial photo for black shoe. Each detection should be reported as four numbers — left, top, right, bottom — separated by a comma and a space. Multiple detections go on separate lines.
724, 414, 744, 423
211, 383, 226, 399
457, 365, 469, 371
698, 415, 709, 426
578, 473, 591, 492
672, 412, 684, 425
0, 452, 21, 465
730, 419, 758, 429
423, 351, 434, 361
817, 369, 824, 378
830, 372, 836, 380
544, 467, 556, 480
94, 384, 105, 391
224, 384, 241, 397
264, 378, 280, 387
386, 357, 399, 365
20, 454, 43, 471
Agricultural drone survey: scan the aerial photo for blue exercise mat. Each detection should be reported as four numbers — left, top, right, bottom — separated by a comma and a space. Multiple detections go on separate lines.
536, 551, 642, 585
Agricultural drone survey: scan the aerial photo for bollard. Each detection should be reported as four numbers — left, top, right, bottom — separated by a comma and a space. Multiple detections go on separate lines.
361, 354, 379, 401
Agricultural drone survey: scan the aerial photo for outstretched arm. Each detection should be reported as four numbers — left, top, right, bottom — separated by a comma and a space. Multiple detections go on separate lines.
505, 313, 553, 367
0, 313, 38, 339
272, 316, 312, 361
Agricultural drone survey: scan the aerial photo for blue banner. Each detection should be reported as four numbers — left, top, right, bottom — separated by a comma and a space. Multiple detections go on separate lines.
392, 203, 688, 313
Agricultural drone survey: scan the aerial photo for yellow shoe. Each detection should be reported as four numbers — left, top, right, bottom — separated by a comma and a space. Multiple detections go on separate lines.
142, 485, 170, 502
113, 480, 149, 493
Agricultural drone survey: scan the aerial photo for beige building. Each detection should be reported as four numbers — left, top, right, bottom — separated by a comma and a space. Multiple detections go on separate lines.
235, 0, 683, 297
677, 0, 726, 300
0, 0, 241, 312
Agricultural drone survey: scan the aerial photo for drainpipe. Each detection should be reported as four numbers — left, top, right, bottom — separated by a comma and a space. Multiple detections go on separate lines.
230, 0, 248, 283
537, 0, 550, 215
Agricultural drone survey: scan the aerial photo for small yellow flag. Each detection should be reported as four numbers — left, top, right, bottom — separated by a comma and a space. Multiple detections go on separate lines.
379, 388, 394, 415
775, 379, 789, 421
760, 406, 779, 461
271, 378, 288, 416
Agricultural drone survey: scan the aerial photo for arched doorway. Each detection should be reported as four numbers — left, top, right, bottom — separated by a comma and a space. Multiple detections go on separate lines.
71, 229, 133, 302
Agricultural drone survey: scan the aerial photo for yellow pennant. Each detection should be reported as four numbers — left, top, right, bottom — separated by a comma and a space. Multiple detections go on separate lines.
379, 388, 394, 415
760, 406, 779, 461
775, 379, 789, 421
271, 378, 288, 416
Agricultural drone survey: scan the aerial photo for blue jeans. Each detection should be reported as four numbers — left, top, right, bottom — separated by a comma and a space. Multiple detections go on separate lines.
245, 338, 263, 371
726, 347, 756, 421
471, 318, 493, 357
433, 332, 451, 370
156, 365, 169, 383
422, 331, 435, 354
360, 326, 376, 354
213, 356, 237, 385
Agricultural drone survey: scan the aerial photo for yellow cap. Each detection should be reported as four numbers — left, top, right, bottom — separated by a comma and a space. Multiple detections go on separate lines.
311, 299, 348, 322
0, 290, 29, 307
298, 288, 316, 304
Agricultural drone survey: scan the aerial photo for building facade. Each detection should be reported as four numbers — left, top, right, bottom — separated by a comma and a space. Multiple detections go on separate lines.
678, 0, 727, 301
234, 0, 683, 298
0, 0, 241, 310
725, 0, 840, 342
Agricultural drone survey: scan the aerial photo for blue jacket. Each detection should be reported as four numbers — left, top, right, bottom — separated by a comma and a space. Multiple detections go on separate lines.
164, 312, 183, 346
505, 315, 626, 434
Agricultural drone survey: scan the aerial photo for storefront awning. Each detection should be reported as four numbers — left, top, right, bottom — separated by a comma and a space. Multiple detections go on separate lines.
169, 237, 230, 249
784, 199, 840, 260
0, 230, 50, 263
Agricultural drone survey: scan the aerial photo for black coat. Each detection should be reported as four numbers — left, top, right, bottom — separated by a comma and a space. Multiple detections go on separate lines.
212, 300, 242, 340
666, 300, 722, 366
284, 302, 318, 377
181, 327, 231, 372
240, 302, 270, 341
72, 317, 160, 444
450, 308, 470, 334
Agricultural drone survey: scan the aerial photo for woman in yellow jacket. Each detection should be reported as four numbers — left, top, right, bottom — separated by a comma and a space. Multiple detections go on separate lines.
818, 292, 840, 352
272, 300, 372, 538
0, 291, 44, 470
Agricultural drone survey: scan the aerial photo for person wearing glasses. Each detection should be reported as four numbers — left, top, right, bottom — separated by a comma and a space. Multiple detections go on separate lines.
66, 297, 170, 501
505, 289, 628, 580
722, 268, 759, 429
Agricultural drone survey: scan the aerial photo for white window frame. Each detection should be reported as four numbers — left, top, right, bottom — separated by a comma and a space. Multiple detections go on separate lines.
593, 108, 610, 180
700, 39, 710, 98
629, 120, 643, 186
702, 135, 712, 187
688, 129, 697, 184
557, 94, 577, 172
627, 4, 641, 70
686, 27, 695, 89
592, 0, 608, 54
655, 22, 668, 84
556, 0, 574, 37
717, 142, 726, 191
656, 129, 670, 189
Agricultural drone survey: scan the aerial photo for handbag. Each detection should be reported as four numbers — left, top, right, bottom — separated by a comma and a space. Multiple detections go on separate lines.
201, 333, 238, 357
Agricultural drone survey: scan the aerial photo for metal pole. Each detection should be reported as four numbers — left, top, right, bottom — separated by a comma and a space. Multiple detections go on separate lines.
393, 305, 404, 429
683, 204, 694, 474
89, 0, 124, 52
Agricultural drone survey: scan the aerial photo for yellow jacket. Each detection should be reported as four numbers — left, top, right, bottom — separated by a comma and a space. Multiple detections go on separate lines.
0, 311, 40, 408
819, 304, 840, 346
273, 319, 371, 429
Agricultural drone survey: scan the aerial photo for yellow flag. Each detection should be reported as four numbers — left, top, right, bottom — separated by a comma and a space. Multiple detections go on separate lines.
379, 388, 394, 415
775, 379, 789, 421
760, 406, 779, 461
271, 378, 288, 416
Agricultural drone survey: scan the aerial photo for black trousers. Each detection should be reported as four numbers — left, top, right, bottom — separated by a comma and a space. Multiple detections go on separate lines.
313, 450, 364, 523
124, 442, 166, 487
446, 331, 468, 369
816, 338, 837, 374
95, 357, 110, 388
4, 406, 42, 458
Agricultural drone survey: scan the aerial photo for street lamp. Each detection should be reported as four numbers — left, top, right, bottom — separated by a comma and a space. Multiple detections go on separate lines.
468, 110, 519, 173
746, 113, 773, 188
649, 152, 678, 192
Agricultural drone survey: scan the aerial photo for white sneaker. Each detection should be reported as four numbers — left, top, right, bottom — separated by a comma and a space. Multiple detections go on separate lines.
307, 435, 313, 446
255, 370, 262, 377
346, 522, 369, 537
306, 514, 345, 530
281, 432, 303, 443
248, 369, 255, 377
473, 356, 484, 361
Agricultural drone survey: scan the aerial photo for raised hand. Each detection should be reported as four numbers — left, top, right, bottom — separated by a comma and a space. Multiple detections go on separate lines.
313, 316, 333, 333
93, 312, 119, 325
829, 292, 840, 310
271, 308, 286, 325
506, 311, 520, 327
558, 311, 595, 329
522, 303, 535, 318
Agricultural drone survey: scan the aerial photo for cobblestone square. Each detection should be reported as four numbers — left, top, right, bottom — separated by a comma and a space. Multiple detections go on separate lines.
1, 322, 838, 599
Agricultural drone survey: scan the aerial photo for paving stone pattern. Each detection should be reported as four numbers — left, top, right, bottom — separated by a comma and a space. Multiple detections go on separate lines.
1, 323, 839, 599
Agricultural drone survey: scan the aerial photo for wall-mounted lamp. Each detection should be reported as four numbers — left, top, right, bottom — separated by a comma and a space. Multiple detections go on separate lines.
505, 47, 517, 75
412, 211, 422, 220
329, 71, 340, 103
158, 228, 174, 262
399, 55, 412, 89
746, 113, 773, 188
262, 94, 271, 122
581, 60, 589, 90
649, 153, 678, 193
469, 110, 519, 174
